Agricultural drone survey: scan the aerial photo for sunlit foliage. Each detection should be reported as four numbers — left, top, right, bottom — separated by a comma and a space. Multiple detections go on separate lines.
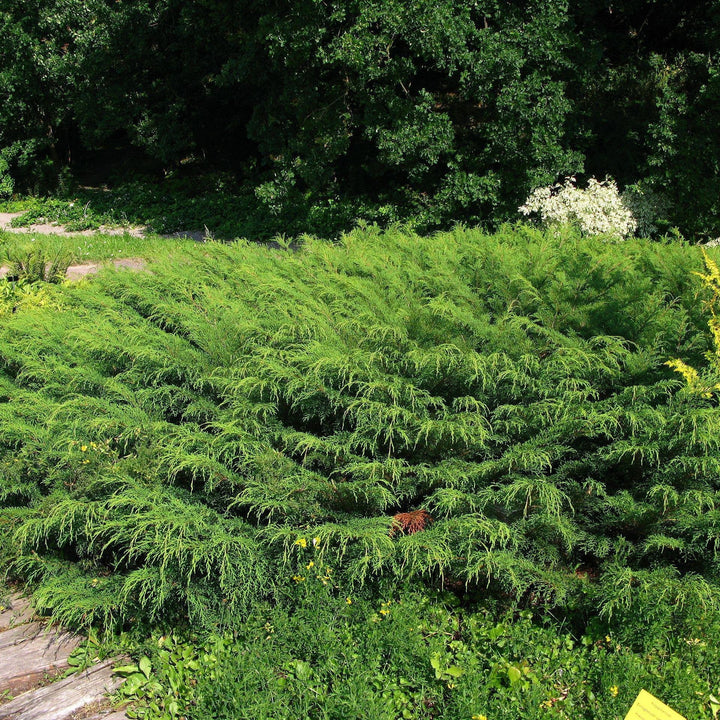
0, 226, 717, 631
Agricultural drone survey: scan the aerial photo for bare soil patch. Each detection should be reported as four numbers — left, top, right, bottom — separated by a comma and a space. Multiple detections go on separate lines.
0, 212, 206, 242
0, 212, 146, 238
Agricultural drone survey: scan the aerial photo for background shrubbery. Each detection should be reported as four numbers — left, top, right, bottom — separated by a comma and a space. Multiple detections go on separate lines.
519, 177, 638, 240
1, 0, 719, 237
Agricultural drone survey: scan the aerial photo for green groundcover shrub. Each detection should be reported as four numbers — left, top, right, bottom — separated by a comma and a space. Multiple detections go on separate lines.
0, 225, 718, 644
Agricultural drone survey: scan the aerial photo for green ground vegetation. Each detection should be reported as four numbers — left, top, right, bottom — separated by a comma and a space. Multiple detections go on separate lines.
1, 225, 720, 717
0, 228, 197, 267
106, 584, 720, 720
0, 172, 370, 241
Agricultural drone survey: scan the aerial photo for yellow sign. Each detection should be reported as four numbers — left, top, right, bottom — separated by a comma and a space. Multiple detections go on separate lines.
624, 690, 686, 720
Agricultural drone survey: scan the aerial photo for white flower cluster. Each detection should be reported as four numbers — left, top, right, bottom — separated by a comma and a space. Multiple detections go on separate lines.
519, 176, 638, 240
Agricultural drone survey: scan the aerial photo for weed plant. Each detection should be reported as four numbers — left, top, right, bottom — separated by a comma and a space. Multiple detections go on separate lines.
111, 583, 720, 720
0, 237, 73, 283
0, 225, 718, 648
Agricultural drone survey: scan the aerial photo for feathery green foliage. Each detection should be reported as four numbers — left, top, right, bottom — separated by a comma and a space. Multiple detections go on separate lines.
0, 225, 717, 636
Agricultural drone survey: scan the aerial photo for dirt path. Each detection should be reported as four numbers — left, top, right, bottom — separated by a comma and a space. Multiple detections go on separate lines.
0, 212, 146, 238
0, 211, 208, 243
0, 594, 128, 720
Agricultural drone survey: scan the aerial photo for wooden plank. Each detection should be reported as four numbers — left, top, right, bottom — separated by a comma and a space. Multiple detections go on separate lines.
0, 595, 35, 631
0, 625, 80, 695
0, 660, 121, 720
0, 622, 45, 649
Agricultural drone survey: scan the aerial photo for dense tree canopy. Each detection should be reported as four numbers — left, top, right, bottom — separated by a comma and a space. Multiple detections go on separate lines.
1, 0, 718, 235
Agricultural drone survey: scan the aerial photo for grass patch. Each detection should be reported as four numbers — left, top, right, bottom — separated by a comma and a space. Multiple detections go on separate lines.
0, 229, 199, 266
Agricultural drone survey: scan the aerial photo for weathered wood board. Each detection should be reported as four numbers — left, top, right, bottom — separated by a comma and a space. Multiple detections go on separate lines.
0, 595, 35, 631
0, 591, 127, 719
0, 622, 46, 649
0, 624, 80, 695
0, 660, 122, 720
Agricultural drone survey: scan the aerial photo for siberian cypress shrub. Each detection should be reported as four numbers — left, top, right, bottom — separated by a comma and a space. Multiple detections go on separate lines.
0, 226, 717, 633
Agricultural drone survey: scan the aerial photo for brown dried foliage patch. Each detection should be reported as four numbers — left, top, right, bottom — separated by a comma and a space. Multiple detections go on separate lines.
390, 509, 433, 537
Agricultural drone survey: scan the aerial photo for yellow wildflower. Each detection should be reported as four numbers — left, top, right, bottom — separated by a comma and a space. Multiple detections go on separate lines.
609, 686, 619, 698
346, 597, 352, 605
81, 445, 88, 452
306, 560, 314, 569
471, 715, 488, 720
292, 575, 305, 583
295, 538, 307, 548
312, 537, 321, 547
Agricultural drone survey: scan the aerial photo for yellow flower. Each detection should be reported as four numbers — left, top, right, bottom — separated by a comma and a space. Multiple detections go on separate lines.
306, 560, 314, 569
81, 445, 88, 452
312, 537, 321, 547
292, 575, 305, 583
471, 715, 488, 720
295, 538, 307, 548
605, 635, 611, 643
610, 685, 619, 698
346, 597, 352, 605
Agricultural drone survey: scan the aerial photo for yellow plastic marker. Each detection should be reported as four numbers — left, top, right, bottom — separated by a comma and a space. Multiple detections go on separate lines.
624, 690, 686, 720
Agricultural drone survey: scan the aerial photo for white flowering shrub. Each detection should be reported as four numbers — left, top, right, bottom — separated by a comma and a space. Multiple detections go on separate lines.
519, 176, 637, 240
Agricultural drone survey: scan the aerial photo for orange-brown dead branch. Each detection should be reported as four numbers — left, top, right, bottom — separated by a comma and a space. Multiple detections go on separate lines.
390, 509, 433, 537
